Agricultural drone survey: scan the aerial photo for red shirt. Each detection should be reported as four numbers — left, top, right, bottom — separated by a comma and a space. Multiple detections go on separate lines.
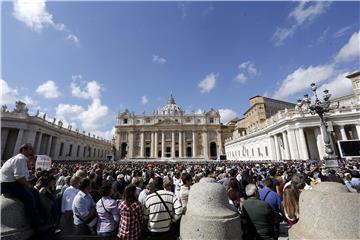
117, 200, 144, 240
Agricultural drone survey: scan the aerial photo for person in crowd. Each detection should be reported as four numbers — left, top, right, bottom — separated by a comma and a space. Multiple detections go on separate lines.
138, 182, 156, 205
242, 184, 276, 240
144, 178, 182, 239
179, 172, 192, 214
173, 172, 181, 198
117, 184, 144, 240
132, 176, 144, 198
61, 176, 81, 219
350, 170, 360, 192
112, 174, 126, 198
72, 178, 97, 235
282, 184, 300, 227
96, 183, 119, 236
0, 144, 50, 234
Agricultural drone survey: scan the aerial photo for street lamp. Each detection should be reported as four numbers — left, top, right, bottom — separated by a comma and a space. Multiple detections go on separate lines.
296, 83, 339, 170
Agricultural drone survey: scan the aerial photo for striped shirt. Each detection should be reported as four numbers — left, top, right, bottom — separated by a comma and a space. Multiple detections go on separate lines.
144, 190, 182, 233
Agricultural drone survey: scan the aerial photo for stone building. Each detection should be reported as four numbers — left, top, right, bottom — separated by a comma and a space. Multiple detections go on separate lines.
235, 96, 295, 136
225, 71, 360, 161
115, 95, 231, 160
1, 102, 113, 161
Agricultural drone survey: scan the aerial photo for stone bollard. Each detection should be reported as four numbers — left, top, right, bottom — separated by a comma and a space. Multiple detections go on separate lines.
289, 182, 360, 240
180, 178, 242, 240
1, 195, 33, 240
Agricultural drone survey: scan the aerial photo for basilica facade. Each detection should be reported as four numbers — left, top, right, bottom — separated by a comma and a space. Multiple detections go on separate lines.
115, 95, 228, 160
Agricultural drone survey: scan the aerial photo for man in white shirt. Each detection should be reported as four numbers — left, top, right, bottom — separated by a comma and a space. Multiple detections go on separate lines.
0, 144, 45, 231
179, 172, 192, 214
61, 176, 80, 217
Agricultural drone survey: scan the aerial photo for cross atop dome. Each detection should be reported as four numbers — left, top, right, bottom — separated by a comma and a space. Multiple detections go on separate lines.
168, 94, 176, 105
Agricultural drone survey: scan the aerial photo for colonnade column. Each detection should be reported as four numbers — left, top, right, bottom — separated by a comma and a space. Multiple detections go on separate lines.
171, 132, 175, 158
270, 136, 277, 160
13, 129, 24, 156
150, 132, 155, 158
154, 132, 158, 158
36, 133, 43, 154
287, 130, 298, 160
1, 128, 9, 158
128, 131, 134, 158
179, 131, 183, 158
314, 127, 325, 160
356, 124, 360, 139
217, 131, 223, 159
339, 125, 348, 140
202, 131, 208, 159
298, 128, 309, 160
192, 131, 197, 157
161, 132, 165, 158
282, 131, 290, 160
46, 136, 53, 156
273, 134, 281, 161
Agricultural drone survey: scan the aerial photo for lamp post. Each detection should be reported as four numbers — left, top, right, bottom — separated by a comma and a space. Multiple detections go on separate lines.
296, 83, 339, 170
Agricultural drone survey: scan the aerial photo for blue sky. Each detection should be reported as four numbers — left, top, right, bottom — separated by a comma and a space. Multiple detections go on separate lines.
1, 1, 359, 139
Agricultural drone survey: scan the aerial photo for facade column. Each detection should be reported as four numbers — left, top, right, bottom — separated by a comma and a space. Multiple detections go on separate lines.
150, 132, 155, 158
287, 130, 298, 160
192, 131, 197, 157
356, 124, 360, 140
46, 136, 53, 155
273, 134, 281, 161
217, 131, 223, 159
298, 128, 309, 160
140, 132, 144, 158
171, 132, 175, 158
282, 132, 290, 160
36, 133, 43, 154
179, 131, 183, 158
339, 125, 348, 140
27, 130, 37, 147
161, 132, 165, 158
128, 131, 134, 158
314, 127, 325, 160
154, 132, 158, 158
13, 129, 24, 156
202, 131, 209, 159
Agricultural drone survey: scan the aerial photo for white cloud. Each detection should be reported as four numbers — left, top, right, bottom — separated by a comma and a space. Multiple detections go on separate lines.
234, 61, 257, 83
273, 2, 331, 46
70, 80, 102, 100
195, 109, 204, 114
289, 1, 331, 25
93, 127, 116, 141
234, 73, 247, 83
13, 0, 53, 32
335, 31, 360, 63
333, 25, 353, 38
272, 25, 297, 46
12, 0, 79, 43
71, 74, 83, 81
0, 79, 19, 105
22, 96, 38, 106
273, 64, 334, 100
152, 55, 167, 64
198, 73, 217, 93
66, 33, 79, 43
318, 72, 353, 99
239, 61, 257, 76
36, 80, 61, 98
219, 109, 238, 124
55, 99, 112, 132
141, 96, 148, 105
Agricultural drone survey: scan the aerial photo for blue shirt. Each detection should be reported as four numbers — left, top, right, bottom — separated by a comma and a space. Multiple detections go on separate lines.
259, 187, 281, 213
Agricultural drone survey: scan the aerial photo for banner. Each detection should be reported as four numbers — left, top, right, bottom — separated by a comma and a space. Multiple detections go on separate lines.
35, 155, 52, 170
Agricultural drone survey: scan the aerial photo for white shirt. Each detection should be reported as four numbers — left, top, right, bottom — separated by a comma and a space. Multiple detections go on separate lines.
0, 153, 29, 182
72, 190, 96, 225
61, 186, 79, 212
138, 189, 149, 205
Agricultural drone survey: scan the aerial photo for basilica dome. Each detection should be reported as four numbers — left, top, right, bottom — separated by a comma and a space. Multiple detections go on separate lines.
159, 95, 184, 115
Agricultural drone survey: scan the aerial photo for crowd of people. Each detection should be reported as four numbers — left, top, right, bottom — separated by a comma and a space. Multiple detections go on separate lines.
1, 143, 359, 240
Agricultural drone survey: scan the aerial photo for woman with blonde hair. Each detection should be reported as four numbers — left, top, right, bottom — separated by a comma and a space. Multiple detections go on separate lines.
282, 184, 300, 227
